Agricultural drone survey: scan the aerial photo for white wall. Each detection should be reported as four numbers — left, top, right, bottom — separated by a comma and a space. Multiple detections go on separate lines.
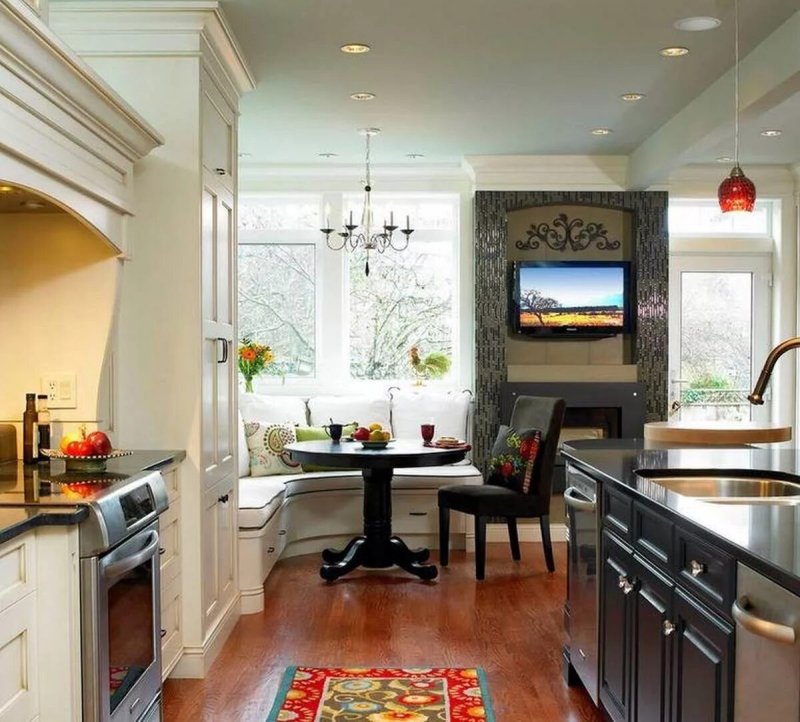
0, 212, 119, 450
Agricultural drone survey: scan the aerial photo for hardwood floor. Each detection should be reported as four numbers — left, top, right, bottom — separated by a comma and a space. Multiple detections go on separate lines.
163, 542, 603, 721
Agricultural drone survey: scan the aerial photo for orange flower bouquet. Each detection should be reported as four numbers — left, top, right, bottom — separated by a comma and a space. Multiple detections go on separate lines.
238, 336, 274, 392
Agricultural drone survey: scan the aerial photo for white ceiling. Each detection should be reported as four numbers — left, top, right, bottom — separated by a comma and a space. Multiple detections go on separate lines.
223, 0, 800, 170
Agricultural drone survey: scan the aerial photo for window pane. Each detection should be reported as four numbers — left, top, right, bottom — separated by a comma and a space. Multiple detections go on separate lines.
238, 244, 316, 378
679, 272, 752, 420
669, 201, 770, 235
343, 194, 457, 231
349, 242, 454, 380
240, 196, 320, 232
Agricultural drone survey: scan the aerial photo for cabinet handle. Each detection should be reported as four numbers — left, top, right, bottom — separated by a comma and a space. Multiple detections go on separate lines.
215, 167, 227, 176
218, 493, 229, 504
732, 596, 796, 645
409, 511, 428, 516
159, 547, 166, 556
689, 559, 705, 577
663, 620, 676, 636
564, 486, 596, 512
160, 628, 167, 639
267, 546, 275, 553
278, 529, 287, 536
618, 574, 634, 595
217, 338, 229, 364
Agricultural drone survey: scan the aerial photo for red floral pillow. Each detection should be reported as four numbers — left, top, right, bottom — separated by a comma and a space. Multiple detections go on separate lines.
487, 426, 543, 494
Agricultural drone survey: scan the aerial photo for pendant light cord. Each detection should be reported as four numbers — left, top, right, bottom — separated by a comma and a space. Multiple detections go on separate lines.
734, 0, 740, 165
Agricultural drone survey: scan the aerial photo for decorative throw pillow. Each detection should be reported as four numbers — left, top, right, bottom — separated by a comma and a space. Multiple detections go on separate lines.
244, 422, 303, 477
294, 425, 358, 472
487, 425, 543, 494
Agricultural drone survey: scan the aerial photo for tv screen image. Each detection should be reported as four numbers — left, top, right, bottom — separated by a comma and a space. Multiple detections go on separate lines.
515, 262, 629, 332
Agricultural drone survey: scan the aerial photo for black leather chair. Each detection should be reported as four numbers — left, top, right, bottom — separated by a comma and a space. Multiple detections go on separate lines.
438, 395, 566, 580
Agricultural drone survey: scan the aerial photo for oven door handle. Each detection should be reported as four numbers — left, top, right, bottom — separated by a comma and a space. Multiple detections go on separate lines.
564, 486, 596, 513
102, 530, 160, 580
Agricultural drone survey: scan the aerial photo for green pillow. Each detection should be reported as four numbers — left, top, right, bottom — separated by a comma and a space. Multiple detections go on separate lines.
295, 425, 357, 472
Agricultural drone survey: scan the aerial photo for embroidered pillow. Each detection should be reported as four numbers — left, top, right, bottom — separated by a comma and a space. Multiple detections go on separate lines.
487, 425, 543, 494
244, 422, 303, 477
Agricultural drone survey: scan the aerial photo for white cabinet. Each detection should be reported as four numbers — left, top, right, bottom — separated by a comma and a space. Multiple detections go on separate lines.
159, 464, 183, 678
0, 592, 38, 722
202, 476, 237, 630
201, 81, 234, 184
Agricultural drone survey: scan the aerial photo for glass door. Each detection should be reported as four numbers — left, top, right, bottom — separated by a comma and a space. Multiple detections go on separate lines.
669, 254, 772, 422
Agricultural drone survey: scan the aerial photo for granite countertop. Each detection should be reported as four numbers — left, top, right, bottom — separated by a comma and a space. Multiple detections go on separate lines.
561, 439, 800, 593
0, 450, 185, 544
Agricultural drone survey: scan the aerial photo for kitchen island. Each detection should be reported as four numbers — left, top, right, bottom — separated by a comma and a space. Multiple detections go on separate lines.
562, 439, 800, 722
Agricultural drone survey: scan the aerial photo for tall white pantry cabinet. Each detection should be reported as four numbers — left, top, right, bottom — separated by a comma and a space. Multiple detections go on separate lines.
50, 2, 255, 678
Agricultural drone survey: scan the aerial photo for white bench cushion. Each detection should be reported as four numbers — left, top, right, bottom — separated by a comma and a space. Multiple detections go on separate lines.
391, 389, 471, 442
308, 395, 391, 431
240, 393, 308, 426
238, 477, 287, 529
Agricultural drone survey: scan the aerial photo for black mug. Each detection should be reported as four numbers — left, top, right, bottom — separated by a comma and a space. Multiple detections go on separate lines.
324, 423, 344, 443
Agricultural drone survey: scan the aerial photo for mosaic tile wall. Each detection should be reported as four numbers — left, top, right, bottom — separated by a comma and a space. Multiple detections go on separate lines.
474, 190, 669, 470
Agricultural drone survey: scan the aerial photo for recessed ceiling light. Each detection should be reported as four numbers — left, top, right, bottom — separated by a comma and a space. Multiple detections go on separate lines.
674, 16, 722, 32
620, 92, 646, 102
340, 43, 370, 54
591, 128, 613, 136
660, 46, 690, 57
318, 152, 338, 158
716, 156, 734, 163
350, 92, 376, 101
0, 185, 15, 193
359, 127, 381, 136
406, 153, 425, 159
761, 129, 782, 137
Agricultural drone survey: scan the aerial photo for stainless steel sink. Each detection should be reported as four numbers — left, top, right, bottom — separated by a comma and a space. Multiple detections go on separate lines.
635, 472, 800, 504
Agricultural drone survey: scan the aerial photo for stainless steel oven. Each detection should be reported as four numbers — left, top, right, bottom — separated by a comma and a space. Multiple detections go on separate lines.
78, 471, 169, 722
564, 462, 600, 704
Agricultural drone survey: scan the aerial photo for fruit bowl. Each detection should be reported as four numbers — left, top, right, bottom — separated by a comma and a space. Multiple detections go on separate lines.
360, 439, 394, 450
41, 449, 133, 472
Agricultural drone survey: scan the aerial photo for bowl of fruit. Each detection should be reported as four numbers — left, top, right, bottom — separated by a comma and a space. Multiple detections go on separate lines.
351, 423, 393, 449
42, 427, 132, 472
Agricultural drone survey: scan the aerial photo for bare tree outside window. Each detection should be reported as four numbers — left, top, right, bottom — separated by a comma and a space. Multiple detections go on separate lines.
238, 244, 316, 377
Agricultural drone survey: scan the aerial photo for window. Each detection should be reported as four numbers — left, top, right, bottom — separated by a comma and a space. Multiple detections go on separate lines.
668, 199, 771, 236
238, 192, 461, 391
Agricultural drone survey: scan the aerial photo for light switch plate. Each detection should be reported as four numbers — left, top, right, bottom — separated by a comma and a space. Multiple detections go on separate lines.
40, 373, 77, 409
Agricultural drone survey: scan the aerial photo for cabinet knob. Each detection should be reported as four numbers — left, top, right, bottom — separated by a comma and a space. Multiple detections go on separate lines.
218, 493, 229, 504
160, 628, 167, 639
278, 529, 287, 536
159, 547, 166, 556
618, 574, 634, 595
267, 546, 275, 553
663, 620, 676, 636
689, 560, 706, 577
215, 167, 227, 176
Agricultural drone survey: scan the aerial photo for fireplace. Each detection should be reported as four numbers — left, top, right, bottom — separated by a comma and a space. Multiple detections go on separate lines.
500, 382, 646, 494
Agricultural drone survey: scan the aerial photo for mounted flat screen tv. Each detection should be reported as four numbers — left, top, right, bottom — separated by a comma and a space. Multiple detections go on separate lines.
511, 261, 633, 336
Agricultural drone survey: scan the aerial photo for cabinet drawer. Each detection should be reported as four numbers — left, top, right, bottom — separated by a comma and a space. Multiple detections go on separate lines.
161, 467, 180, 504
632, 501, 673, 568
0, 533, 36, 613
675, 528, 735, 615
159, 501, 181, 586
603, 485, 633, 540
393, 493, 439, 535
160, 575, 182, 679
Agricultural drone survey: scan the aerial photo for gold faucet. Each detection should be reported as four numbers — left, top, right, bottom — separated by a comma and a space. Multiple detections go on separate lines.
748, 337, 800, 405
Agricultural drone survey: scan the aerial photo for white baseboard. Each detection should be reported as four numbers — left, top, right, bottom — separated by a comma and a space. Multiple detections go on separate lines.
169, 594, 241, 679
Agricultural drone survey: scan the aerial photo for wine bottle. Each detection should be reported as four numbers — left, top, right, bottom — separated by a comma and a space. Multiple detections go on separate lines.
36, 394, 50, 460
22, 393, 38, 464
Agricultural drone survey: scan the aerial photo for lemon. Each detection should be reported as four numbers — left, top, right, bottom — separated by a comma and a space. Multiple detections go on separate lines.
368, 422, 383, 431
369, 429, 384, 441
379, 430, 391, 441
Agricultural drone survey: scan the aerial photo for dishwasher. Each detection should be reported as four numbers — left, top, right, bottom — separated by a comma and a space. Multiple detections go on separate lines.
563, 462, 600, 704
733, 562, 800, 721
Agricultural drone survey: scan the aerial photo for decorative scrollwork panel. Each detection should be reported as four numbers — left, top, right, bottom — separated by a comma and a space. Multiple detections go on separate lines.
515, 212, 621, 252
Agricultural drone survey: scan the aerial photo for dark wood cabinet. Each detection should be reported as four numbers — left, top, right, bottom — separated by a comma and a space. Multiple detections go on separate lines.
671, 589, 733, 722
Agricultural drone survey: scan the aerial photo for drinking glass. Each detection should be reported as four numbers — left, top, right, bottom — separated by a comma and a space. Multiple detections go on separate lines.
420, 424, 435, 444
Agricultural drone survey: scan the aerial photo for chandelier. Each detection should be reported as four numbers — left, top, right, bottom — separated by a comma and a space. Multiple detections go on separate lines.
320, 128, 414, 275
718, 0, 756, 213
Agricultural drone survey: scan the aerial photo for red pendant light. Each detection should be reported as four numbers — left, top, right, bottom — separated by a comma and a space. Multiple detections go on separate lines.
718, 0, 756, 213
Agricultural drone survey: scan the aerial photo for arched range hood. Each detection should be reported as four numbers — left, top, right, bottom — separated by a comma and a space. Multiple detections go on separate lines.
0, 0, 162, 252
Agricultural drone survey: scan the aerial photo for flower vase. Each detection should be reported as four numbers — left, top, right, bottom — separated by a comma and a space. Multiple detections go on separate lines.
244, 378, 254, 393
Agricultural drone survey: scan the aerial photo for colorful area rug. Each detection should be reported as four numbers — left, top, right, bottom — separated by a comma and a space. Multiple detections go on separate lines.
266, 666, 495, 721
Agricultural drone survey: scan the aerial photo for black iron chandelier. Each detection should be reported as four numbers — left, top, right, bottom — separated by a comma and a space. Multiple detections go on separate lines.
320, 128, 414, 275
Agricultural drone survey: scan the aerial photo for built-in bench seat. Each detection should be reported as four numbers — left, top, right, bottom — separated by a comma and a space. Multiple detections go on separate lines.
237, 390, 481, 614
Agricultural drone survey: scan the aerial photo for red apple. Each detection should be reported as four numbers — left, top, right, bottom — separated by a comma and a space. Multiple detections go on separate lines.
86, 431, 112, 456
353, 426, 370, 441
66, 440, 93, 457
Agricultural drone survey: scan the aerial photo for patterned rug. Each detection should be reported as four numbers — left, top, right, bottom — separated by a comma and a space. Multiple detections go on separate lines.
266, 666, 495, 721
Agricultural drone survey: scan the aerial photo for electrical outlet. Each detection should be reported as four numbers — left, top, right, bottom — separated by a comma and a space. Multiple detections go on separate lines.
40, 373, 77, 409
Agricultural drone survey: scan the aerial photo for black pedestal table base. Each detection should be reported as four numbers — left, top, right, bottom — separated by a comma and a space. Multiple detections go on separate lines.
320, 467, 438, 581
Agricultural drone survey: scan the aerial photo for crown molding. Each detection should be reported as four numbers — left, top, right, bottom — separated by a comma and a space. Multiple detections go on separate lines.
50, 0, 255, 96
463, 155, 629, 191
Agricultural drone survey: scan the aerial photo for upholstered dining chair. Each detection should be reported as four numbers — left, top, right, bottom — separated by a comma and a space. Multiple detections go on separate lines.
438, 395, 566, 580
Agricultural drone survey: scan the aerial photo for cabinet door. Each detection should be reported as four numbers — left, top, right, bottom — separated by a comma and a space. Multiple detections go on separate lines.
671, 589, 733, 722
632, 555, 674, 722
0, 593, 38, 722
201, 182, 236, 489
202, 478, 237, 631
599, 529, 634, 722
201, 79, 234, 184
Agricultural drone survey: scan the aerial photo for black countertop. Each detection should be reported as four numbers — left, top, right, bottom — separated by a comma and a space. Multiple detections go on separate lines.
0, 450, 185, 544
561, 439, 800, 594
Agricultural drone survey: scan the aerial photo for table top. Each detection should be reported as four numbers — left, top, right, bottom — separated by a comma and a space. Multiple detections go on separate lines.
285, 439, 467, 469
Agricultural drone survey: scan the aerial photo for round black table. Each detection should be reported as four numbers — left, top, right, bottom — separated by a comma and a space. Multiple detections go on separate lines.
285, 439, 467, 581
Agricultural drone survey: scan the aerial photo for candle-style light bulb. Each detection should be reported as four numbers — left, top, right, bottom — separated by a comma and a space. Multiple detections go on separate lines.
324, 202, 331, 228
405, 215, 410, 230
